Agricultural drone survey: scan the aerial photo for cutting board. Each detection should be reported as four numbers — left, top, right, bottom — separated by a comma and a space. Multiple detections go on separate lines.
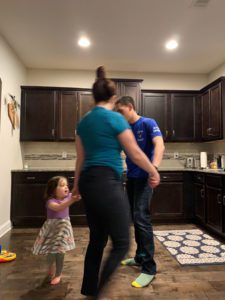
8, 102, 18, 129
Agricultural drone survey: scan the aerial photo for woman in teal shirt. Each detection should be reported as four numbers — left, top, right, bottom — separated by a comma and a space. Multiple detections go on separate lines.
73, 66, 160, 299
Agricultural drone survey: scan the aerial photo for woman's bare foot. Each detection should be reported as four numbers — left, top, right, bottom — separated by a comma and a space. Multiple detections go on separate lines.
50, 276, 61, 285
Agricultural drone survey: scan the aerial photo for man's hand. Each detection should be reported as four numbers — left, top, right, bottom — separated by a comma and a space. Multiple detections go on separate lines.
148, 171, 160, 188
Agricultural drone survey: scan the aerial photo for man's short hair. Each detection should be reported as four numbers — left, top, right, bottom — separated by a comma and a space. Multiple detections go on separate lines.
116, 96, 135, 110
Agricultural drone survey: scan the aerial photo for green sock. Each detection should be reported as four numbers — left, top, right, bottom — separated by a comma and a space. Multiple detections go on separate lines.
121, 258, 140, 266
131, 273, 155, 288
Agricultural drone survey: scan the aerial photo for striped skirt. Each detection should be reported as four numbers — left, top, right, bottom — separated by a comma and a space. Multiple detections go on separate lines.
32, 217, 75, 255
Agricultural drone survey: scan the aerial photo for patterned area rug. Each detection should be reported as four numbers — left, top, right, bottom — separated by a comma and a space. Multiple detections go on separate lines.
154, 229, 225, 266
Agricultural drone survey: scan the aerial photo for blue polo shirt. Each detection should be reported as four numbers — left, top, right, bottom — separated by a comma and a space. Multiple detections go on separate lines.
77, 106, 130, 178
126, 116, 162, 178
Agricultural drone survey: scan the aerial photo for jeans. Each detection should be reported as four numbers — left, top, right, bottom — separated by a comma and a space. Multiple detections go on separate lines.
79, 167, 130, 297
126, 177, 156, 275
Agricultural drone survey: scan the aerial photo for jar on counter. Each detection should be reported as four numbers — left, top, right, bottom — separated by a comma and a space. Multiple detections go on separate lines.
209, 160, 217, 169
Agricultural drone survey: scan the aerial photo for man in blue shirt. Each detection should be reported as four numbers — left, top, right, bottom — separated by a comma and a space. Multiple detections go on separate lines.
116, 96, 165, 288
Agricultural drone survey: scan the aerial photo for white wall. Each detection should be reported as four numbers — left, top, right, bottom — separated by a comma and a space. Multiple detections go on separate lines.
27, 69, 208, 91
0, 35, 27, 236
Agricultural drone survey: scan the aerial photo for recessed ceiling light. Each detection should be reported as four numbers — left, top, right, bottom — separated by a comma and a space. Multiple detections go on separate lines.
78, 37, 90, 48
165, 40, 178, 50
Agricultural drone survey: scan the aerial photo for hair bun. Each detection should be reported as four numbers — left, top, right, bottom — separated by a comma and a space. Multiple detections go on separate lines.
96, 66, 106, 79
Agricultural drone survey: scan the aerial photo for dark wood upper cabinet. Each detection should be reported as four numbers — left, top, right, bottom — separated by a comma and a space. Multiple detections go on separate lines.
141, 92, 197, 142
202, 82, 222, 141
77, 91, 94, 120
20, 89, 57, 141
171, 93, 196, 141
113, 79, 142, 113
20, 87, 93, 141
58, 91, 78, 141
141, 93, 168, 139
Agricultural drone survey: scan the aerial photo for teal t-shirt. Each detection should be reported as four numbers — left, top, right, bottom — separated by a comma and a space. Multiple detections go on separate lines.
77, 106, 130, 178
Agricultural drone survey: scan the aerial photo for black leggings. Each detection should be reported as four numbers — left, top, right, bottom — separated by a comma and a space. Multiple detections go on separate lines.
79, 167, 130, 297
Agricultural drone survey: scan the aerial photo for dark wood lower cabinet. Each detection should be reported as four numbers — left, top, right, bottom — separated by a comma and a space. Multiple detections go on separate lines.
11, 171, 87, 227
12, 170, 225, 233
194, 182, 205, 224
206, 185, 223, 233
151, 172, 184, 222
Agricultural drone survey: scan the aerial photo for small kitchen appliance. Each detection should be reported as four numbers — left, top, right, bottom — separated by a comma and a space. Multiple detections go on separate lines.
186, 157, 194, 168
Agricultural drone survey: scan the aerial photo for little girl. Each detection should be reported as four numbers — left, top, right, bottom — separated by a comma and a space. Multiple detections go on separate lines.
33, 176, 79, 285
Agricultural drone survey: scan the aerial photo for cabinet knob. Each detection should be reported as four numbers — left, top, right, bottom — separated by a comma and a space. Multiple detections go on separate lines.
51, 129, 55, 136
165, 130, 168, 138
172, 130, 175, 137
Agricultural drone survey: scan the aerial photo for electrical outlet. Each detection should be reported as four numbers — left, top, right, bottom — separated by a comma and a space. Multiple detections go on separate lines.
174, 152, 179, 159
62, 151, 67, 159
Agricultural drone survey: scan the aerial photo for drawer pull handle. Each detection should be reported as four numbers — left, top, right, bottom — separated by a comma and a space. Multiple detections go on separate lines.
200, 189, 205, 198
26, 177, 35, 180
68, 176, 75, 180
217, 194, 222, 204
223, 196, 225, 206
162, 176, 168, 179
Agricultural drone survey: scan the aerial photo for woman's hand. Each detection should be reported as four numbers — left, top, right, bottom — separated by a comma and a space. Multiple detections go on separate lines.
71, 186, 81, 202
148, 171, 160, 188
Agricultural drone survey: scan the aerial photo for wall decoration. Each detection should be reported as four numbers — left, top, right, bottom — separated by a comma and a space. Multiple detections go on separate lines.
6, 94, 20, 129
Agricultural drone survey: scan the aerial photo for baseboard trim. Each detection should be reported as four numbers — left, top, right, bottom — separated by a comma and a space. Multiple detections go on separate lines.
0, 220, 12, 238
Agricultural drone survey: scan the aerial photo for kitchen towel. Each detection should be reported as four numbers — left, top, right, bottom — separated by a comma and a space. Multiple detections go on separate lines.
154, 229, 225, 266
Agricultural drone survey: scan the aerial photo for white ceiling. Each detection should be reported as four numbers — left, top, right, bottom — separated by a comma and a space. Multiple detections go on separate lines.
0, 0, 225, 74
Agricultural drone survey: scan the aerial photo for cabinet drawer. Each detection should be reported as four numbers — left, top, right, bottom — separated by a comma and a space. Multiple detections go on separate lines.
205, 174, 222, 187
12, 171, 74, 184
160, 172, 183, 182
193, 173, 205, 184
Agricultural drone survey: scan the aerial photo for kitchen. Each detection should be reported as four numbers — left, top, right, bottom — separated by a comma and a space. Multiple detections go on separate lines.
2, 0, 225, 299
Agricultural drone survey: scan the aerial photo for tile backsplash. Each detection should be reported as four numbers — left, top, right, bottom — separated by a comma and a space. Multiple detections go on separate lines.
21, 140, 225, 170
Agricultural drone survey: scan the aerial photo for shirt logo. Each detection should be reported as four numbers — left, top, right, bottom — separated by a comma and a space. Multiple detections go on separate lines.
153, 126, 160, 133
137, 130, 144, 141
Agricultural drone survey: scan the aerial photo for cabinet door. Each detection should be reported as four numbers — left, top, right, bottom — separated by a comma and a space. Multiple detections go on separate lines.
206, 186, 223, 233
141, 93, 168, 140
58, 91, 78, 140
194, 183, 205, 223
77, 91, 94, 120
202, 83, 222, 141
20, 89, 56, 141
209, 83, 222, 139
171, 94, 196, 141
202, 90, 210, 140
11, 182, 46, 227
151, 182, 183, 220
114, 81, 141, 113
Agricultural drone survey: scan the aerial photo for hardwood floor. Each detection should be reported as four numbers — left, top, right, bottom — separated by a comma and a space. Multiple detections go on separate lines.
1, 224, 225, 299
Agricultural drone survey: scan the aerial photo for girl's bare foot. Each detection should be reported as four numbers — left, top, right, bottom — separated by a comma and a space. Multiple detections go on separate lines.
50, 276, 61, 285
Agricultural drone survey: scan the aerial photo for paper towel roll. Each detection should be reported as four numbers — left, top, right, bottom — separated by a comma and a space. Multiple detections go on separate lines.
200, 152, 207, 168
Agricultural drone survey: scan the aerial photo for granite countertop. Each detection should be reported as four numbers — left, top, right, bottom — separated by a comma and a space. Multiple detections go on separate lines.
11, 167, 225, 175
